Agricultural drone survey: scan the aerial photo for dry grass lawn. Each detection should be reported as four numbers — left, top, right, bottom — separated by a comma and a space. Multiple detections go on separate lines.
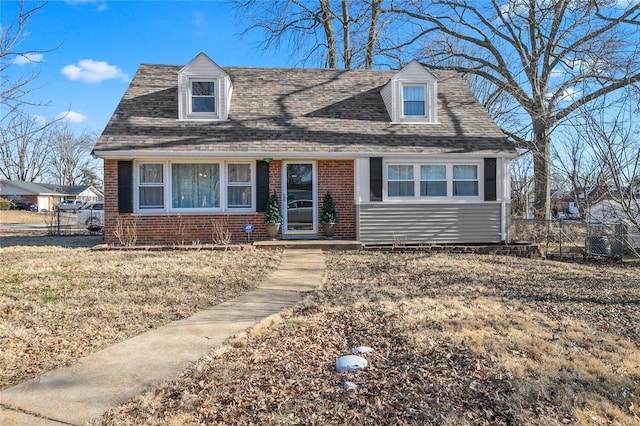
0, 210, 48, 224
0, 235, 281, 389
97, 252, 640, 426
0, 209, 80, 230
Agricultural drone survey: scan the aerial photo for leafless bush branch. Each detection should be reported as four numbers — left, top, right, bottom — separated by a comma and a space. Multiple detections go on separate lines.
113, 215, 138, 246
211, 217, 232, 246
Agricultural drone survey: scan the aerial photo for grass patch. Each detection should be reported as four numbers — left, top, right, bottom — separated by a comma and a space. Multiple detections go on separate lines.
0, 210, 46, 224
0, 239, 281, 389
99, 252, 640, 425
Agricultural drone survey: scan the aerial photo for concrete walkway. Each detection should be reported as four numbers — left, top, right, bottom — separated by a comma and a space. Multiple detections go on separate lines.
0, 249, 325, 426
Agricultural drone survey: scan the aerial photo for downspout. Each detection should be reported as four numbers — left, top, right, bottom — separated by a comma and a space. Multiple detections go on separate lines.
500, 157, 510, 243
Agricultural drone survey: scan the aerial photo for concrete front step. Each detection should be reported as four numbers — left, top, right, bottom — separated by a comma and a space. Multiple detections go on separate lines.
254, 239, 363, 250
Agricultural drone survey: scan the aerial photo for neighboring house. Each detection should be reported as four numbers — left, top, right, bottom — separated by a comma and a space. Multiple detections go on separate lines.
0, 180, 64, 212
0, 180, 102, 212
587, 198, 640, 249
93, 53, 517, 245
587, 198, 639, 226
51, 184, 103, 203
551, 186, 613, 219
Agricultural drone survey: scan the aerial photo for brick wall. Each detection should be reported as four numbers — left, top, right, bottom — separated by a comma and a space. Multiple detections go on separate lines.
318, 160, 355, 239
103, 159, 119, 244
103, 159, 356, 245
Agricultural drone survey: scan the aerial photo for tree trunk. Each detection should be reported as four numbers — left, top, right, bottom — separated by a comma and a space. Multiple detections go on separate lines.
532, 116, 551, 219
341, 0, 351, 69
365, 0, 382, 69
319, 0, 337, 68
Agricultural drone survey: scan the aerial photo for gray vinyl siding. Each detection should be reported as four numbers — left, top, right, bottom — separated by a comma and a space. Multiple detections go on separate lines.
380, 83, 393, 119
358, 203, 503, 245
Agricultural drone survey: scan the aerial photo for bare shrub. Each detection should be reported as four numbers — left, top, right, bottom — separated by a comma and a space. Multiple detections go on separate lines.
211, 217, 232, 246
172, 215, 187, 246
392, 233, 406, 250
113, 215, 139, 246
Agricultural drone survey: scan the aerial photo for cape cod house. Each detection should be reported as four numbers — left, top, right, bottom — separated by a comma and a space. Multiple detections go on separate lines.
93, 53, 517, 245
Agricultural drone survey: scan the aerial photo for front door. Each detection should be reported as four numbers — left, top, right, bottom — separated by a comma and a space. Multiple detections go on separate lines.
283, 162, 316, 238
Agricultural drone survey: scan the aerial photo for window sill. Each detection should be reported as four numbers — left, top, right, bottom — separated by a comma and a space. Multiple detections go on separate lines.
380, 197, 484, 203
390, 120, 440, 125
177, 117, 227, 122
131, 210, 257, 215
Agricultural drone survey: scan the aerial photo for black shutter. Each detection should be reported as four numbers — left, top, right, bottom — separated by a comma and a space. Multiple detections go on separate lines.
117, 161, 134, 213
484, 158, 497, 201
370, 157, 383, 201
256, 160, 270, 212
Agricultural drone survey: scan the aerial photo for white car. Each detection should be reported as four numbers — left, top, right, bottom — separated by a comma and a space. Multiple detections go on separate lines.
77, 202, 104, 228
56, 199, 85, 212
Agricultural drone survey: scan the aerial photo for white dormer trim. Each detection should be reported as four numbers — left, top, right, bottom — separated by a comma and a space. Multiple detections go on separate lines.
380, 60, 438, 124
178, 53, 232, 121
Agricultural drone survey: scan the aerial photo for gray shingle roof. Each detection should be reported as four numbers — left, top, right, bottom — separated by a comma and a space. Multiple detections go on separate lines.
94, 64, 515, 157
0, 180, 65, 196
0, 180, 99, 196
39, 184, 99, 196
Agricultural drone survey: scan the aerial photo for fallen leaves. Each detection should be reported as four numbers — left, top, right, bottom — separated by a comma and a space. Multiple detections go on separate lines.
100, 252, 640, 425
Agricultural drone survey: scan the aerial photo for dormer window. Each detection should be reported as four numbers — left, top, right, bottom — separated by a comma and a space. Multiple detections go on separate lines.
402, 85, 426, 117
178, 53, 231, 121
191, 81, 216, 113
380, 60, 438, 124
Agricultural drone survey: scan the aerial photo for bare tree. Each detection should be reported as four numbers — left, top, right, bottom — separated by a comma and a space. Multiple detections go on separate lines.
47, 123, 97, 186
389, 0, 640, 219
229, 0, 389, 69
365, 0, 383, 68
570, 89, 640, 232
79, 166, 103, 190
1, 0, 51, 123
552, 131, 608, 220
0, 109, 51, 181
511, 151, 534, 218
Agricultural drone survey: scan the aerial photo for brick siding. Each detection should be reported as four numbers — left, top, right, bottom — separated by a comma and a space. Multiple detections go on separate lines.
317, 160, 355, 239
103, 159, 356, 245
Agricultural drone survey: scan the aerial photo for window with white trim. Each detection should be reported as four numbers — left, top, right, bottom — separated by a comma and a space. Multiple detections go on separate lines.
227, 163, 252, 209
135, 161, 254, 213
385, 162, 481, 200
172, 163, 220, 209
138, 163, 164, 209
420, 165, 447, 196
190, 81, 216, 114
453, 165, 479, 196
388, 165, 414, 197
402, 85, 426, 117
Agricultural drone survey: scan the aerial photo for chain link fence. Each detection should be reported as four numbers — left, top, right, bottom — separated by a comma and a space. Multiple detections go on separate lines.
43, 210, 103, 236
510, 218, 640, 262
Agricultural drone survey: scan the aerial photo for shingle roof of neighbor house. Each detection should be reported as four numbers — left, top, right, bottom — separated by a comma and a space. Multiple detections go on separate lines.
0, 181, 102, 197
0, 180, 66, 196
94, 64, 516, 157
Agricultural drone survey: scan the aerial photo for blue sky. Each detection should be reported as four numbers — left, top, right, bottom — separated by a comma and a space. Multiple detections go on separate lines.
3, 0, 290, 134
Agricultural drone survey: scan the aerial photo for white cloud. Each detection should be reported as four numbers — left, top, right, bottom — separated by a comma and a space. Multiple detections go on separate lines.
32, 115, 47, 125
550, 68, 564, 78
56, 111, 87, 123
559, 88, 579, 101
547, 87, 579, 102
13, 53, 44, 65
61, 59, 129, 83
64, 0, 107, 11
